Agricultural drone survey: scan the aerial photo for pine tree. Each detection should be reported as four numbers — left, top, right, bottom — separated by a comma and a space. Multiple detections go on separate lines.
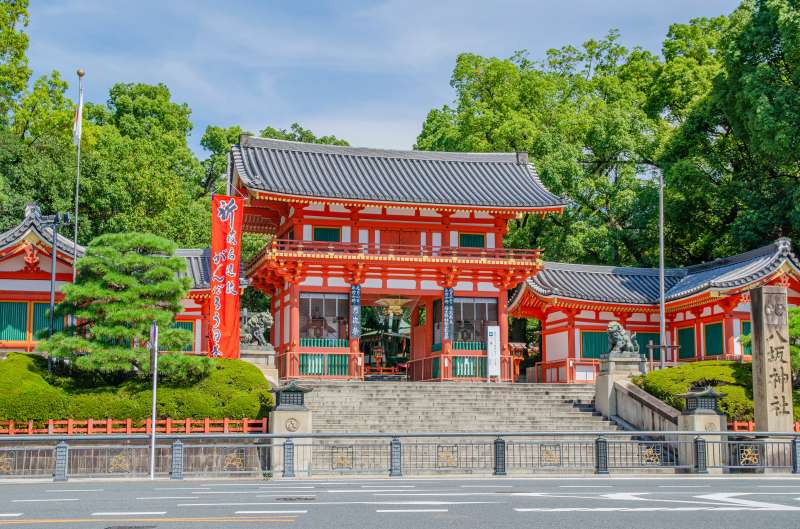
42, 232, 211, 382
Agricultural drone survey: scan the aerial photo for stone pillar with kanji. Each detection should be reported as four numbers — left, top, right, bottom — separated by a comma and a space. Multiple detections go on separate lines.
751, 285, 794, 433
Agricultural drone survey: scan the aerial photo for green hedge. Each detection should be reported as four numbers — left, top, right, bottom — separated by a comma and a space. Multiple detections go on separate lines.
633, 360, 800, 421
0, 353, 273, 422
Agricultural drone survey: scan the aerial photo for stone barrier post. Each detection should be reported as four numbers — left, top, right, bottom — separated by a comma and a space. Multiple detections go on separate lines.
269, 381, 313, 477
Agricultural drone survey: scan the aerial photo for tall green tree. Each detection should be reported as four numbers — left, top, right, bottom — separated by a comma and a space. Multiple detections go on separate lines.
41, 232, 211, 383
417, 34, 665, 266
0, 0, 30, 124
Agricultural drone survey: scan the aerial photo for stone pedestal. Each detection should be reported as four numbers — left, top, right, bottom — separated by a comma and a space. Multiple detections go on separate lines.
269, 382, 313, 477
751, 286, 794, 433
595, 355, 646, 418
240, 347, 279, 386
677, 413, 727, 473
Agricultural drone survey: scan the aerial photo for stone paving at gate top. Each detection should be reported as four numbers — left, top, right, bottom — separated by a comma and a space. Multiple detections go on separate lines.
2, 476, 800, 528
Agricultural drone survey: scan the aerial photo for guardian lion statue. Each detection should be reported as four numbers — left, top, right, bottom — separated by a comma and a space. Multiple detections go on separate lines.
607, 321, 639, 357
240, 312, 273, 349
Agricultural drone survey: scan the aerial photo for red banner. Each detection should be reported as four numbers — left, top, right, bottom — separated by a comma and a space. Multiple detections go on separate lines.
209, 195, 244, 358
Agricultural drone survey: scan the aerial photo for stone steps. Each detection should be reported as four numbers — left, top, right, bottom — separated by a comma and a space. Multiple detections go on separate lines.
299, 381, 616, 434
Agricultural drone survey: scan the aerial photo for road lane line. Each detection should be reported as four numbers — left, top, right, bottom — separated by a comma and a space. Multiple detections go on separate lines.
560, 485, 613, 488
11, 499, 78, 503
0, 516, 296, 525
177, 500, 501, 507
92, 511, 166, 516
461, 485, 513, 488
235, 510, 308, 514
0, 516, 21, 518
44, 489, 102, 493
361, 485, 416, 488
136, 496, 197, 500
373, 492, 506, 496
659, 486, 711, 488
193, 490, 316, 495
154, 487, 211, 490
377, 509, 448, 513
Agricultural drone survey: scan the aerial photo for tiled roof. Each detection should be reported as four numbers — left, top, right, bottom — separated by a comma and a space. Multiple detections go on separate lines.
175, 248, 248, 291
516, 238, 800, 306
230, 136, 565, 210
0, 203, 84, 258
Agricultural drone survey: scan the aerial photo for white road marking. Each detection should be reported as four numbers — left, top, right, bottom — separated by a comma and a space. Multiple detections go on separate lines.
696, 493, 800, 511
515, 507, 724, 512
192, 490, 315, 495
136, 496, 197, 500
177, 500, 501, 507
154, 487, 210, 491
11, 499, 79, 503
235, 510, 307, 514
45, 489, 103, 493
328, 489, 449, 493
461, 485, 513, 488
560, 485, 613, 488
373, 492, 504, 496
361, 485, 416, 489
658, 485, 711, 488
0, 515, 22, 518
92, 511, 166, 516
377, 509, 448, 513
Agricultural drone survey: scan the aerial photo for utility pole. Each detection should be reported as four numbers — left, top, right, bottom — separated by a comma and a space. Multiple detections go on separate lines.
658, 171, 666, 368
149, 320, 159, 480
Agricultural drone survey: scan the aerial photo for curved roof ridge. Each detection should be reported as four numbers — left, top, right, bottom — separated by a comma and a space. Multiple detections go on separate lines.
541, 261, 685, 277
239, 135, 518, 163
684, 238, 792, 274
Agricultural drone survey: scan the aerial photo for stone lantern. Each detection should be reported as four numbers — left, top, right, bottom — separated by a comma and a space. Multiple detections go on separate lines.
676, 385, 727, 473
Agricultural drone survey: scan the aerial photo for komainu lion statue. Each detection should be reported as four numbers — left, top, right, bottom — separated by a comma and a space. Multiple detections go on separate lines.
240, 312, 273, 348
607, 321, 639, 357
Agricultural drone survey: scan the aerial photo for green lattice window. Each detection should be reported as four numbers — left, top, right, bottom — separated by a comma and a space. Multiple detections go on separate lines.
678, 327, 696, 359
313, 227, 341, 242
581, 331, 607, 359
742, 321, 751, 355
459, 233, 485, 248
452, 356, 487, 378
432, 357, 441, 379
636, 332, 661, 360
300, 338, 348, 348
326, 354, 349, 376
32, 303, 64, 340
453, 341, 486, 351
299, 353, 325, 375
704, 322, 724, 356
171, 320, 194, 352
0, 302, 27, 341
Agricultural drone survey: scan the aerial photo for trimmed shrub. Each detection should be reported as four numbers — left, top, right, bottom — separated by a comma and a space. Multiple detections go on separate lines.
634, 360, 800, 421
0, 353, 273, 422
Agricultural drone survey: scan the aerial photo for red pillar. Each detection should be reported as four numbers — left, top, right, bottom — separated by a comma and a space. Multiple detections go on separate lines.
289, 282, 300, 377
692, 309, 702, 360
566, 309, 576, 383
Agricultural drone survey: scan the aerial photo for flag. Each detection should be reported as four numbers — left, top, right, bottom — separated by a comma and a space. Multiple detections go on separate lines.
72, 84, 83, 146
209, 195, 244, 359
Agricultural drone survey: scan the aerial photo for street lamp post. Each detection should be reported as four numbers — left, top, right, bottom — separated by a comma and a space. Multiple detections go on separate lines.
658, 171, 666, 368
42, 212, 70, 371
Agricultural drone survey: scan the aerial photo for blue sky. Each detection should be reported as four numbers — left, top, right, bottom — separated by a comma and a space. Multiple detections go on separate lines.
28, 0, 740, 155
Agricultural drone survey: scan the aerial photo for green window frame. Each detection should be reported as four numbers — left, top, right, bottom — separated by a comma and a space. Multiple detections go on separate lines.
635, 332, 661, 360
741, 321, 751, 355
704, 322, 724, 357
313, 227, 341, 242
459, 233, 485, 248
171, 320, 194, 352
32, 303, 64, 340
581, 331, 608, 359
677, 327, 696, 359
0, 302, 28, 341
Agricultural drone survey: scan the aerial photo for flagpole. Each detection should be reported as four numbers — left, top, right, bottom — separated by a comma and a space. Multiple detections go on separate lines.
72, 68, 85, 281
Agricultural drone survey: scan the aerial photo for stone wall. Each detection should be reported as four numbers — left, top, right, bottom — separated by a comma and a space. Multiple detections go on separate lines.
611, 380, 679, 431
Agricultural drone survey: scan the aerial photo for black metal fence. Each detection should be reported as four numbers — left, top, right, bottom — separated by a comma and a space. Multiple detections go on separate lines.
1, 431, 799, 481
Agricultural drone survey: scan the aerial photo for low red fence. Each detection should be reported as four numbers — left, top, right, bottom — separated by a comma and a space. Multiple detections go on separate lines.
729, 420, 800, 432
0, 417, 268, 436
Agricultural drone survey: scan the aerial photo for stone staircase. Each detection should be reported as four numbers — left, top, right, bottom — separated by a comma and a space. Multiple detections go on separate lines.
302, 381, 619, 434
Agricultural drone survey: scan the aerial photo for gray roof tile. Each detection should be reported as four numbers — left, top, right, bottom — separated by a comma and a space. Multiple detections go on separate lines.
231, 136, 565, 209
176, 248, 248, 291
519, 238, 800, 305
0, 203, 84, 258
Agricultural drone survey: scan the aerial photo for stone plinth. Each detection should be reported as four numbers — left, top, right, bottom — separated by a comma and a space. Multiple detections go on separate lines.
595, 355, 646, 419
676, 387, 727, 473
240, 347, 279, 386
751, 285, 794, 433
269, 382, 313, 477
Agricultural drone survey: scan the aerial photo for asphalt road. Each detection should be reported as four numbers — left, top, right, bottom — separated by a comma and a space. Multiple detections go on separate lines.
1, 476, 800, 528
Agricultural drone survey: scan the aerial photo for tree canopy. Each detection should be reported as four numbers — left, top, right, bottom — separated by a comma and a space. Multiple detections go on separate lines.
41, 232, 210, 384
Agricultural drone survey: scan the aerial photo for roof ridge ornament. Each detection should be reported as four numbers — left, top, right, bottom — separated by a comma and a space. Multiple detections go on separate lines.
24, 203, 42, 221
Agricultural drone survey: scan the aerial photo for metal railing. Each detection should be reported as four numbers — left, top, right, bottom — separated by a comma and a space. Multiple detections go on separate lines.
257, 239, 544, 263
1, 431, 800, 480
